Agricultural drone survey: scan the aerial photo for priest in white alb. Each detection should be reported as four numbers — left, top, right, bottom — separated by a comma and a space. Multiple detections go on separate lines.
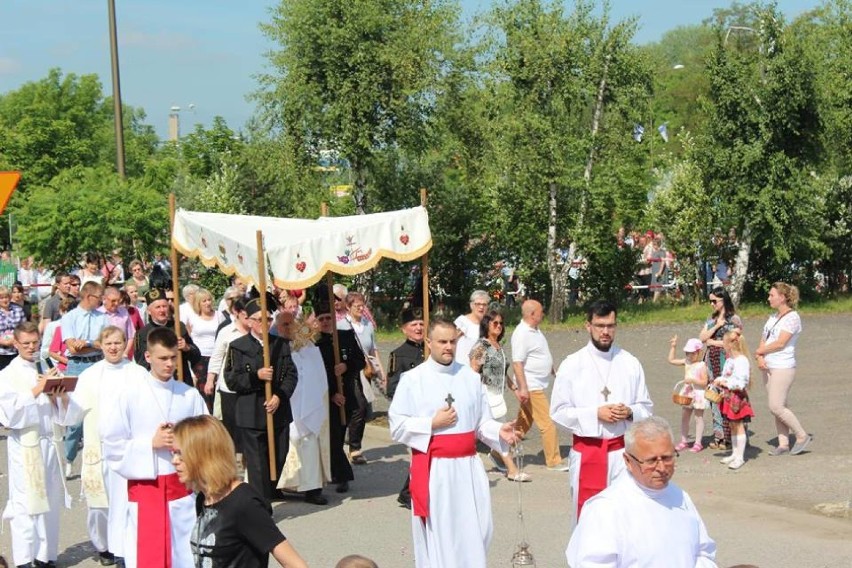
101, 327, 208, 568
566, 416, 717, 567
277, 310, 332, 505
550, 300, 653, 523
73, 325, 148, 566
389, 318, 518, 568
0, 321, 82, 568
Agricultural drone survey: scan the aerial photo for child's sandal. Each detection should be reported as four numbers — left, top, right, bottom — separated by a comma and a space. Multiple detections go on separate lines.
689, 442, 703, 453
675, 440, 689, 452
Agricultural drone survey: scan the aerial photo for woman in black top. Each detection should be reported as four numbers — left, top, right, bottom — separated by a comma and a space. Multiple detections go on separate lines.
172, 416, 308, 568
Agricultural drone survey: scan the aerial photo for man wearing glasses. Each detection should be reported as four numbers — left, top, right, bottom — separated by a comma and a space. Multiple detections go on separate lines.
60, 280, 107, 478
551, 299, 653, 523
224, 298, 298, 501
566, 417, 717, 567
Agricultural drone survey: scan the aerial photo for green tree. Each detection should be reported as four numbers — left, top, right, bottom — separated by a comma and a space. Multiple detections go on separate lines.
256, 0, 460, 215
0, 68, 157, 189
480, 0, 652, 318
699, 3, 827, 303
12, 166, 168, 269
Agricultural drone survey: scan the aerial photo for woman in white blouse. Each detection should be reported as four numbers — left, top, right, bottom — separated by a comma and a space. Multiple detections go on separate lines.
187, 288, 224, 412
754, 282, 812, 456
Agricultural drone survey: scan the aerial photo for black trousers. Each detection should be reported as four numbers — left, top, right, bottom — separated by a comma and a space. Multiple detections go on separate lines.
344, 376, 368, 452
240, 426, 289, 501
329, 401, 354, 484
219, 392, 242, 453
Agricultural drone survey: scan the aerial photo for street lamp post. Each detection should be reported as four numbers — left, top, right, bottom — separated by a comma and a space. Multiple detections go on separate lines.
107, 0, 126, 178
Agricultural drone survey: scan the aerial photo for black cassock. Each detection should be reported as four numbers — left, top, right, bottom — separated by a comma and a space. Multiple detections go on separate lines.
224, 334, 298, 500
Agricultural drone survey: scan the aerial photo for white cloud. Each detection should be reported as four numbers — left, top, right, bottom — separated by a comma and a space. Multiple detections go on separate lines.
0, 57, 22, 75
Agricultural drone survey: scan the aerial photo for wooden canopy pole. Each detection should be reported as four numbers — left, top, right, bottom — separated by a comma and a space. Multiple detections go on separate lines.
255, 231, 277, 480
421, 188, 431, 357
168, 194, 183, 382
321, 203, 347, 425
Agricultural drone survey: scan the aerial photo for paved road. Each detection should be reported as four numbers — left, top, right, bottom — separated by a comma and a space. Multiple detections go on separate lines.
1, 314, 851, 567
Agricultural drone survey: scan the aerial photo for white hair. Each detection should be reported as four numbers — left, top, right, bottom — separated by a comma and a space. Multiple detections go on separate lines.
469, 290, 490, 304
182, 283, 200, 302
625, 416, 674, 453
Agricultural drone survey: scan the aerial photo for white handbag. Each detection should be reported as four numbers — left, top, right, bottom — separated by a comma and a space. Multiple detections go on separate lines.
487, 388, 508, 419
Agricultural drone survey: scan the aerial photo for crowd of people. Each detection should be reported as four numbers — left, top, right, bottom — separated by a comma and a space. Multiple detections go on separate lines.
0, 248, 815, 568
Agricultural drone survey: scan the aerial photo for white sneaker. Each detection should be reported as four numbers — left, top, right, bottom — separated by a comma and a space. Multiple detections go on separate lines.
719, 455, 735, 465
546, 459, 570, 472
65, 462, 74, 479
727, 458, 745, 470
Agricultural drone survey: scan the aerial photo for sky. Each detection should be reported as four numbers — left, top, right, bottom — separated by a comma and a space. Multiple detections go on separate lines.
0, 1, 824, 140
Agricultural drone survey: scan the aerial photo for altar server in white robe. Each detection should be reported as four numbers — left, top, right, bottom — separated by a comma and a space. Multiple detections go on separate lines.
551, 300, 653, 524
0, 321, 83, 568
389, 318, 518, 568
73, 325, 148, 566
277, 311, 332, 505
567, 416, 717, 568
101, 327, 208, 568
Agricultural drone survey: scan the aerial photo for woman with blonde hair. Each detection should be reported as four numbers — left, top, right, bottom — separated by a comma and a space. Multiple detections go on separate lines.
187, 288, 224, 412
172, 415, 308, 568
754, 282, 812, 456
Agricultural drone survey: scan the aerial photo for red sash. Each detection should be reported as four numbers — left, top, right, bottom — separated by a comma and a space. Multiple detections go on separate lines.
410, 431, 476, 518
128, 473, 192, 568
573, 435, 625, 518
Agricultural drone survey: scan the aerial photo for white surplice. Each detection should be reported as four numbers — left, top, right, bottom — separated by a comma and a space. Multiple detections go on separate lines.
550, 342, 654, 523
73, 358, 148, 557
0, 356, 83, 566
389, 358, 508, 568
100, 372, 208, 568
566, 473, 718, 568
278, 343, 331, 492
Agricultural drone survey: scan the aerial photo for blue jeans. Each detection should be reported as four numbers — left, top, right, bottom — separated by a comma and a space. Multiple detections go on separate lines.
64, 358, 97, 462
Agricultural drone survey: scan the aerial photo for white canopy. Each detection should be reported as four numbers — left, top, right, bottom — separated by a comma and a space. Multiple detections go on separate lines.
171, 206, 432, 289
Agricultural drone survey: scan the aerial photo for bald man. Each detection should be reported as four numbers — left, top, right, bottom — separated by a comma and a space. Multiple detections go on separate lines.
511, 300, 568, 471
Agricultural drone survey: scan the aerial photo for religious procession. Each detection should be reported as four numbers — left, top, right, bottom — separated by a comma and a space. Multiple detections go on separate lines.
0, 197, 838, 568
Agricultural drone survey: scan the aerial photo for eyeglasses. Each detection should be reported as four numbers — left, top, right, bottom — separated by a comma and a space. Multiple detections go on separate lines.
709, 298, 721, 304
591, 323, 617, 331
491, 321, 504, 326
473, 302, 488, 308
89, 294, 103, 301
626, 451, 677, 471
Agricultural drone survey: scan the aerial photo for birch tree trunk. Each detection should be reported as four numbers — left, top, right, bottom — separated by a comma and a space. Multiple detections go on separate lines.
547, 181, 569, 322
729, 225, 751, 308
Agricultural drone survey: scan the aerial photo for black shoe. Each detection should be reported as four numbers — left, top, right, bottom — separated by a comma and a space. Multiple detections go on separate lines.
16, 563, 34, 568
336, 481, 349, 493
397, 494, 412, 509
33, 561, 56, 568
270, 489, 289, 502
304, 490, 329, 505
99, 551, 117, 566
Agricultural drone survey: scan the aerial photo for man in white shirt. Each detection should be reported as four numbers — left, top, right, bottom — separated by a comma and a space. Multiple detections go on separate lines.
566, 416, 717, 568
511, 300, 567, 471
551, 300, 653, 523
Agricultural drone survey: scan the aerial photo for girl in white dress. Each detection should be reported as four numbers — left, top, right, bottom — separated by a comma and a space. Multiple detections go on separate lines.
667, 336, 709, 453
